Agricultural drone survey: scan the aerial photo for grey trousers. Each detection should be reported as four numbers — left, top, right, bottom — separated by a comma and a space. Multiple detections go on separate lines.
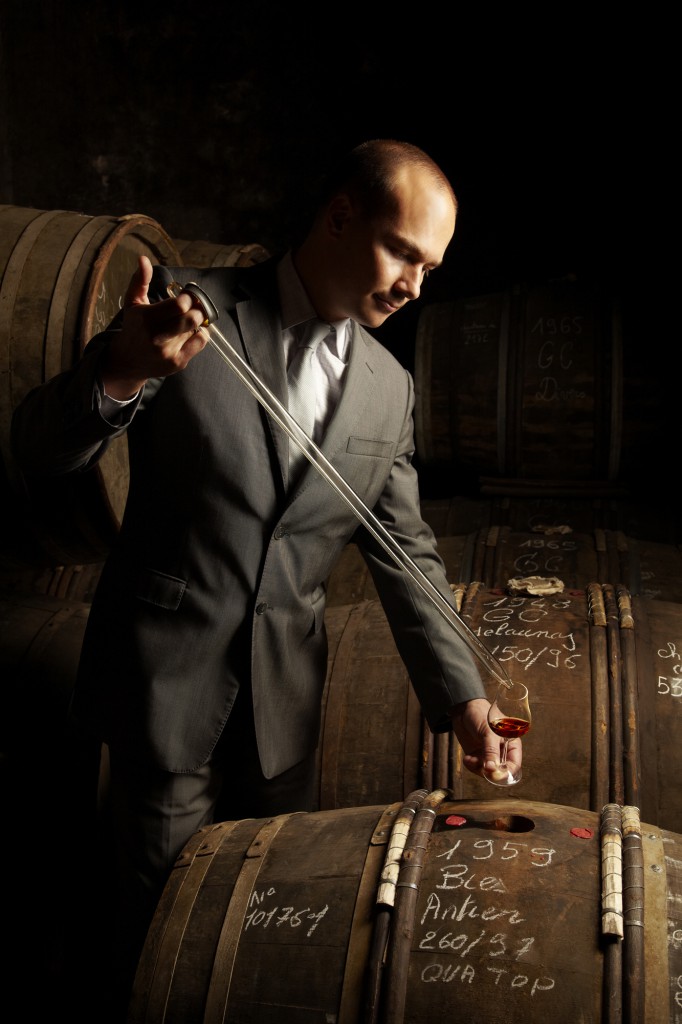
103, 685, 317, 1021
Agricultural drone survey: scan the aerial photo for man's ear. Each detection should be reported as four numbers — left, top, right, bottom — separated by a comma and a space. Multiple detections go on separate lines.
326, 194, 353, 237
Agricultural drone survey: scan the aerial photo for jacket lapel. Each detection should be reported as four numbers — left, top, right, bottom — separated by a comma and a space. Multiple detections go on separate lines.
235, 298, 290, 483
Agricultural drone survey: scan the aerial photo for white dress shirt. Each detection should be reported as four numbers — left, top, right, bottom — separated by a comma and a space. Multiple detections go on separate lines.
277, 251, 350, 444
101, 253, 351, 443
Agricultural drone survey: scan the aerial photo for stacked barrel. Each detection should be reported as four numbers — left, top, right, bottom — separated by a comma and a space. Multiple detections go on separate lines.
321, 278, 681, 814
2, 215, 680, 1021
300, 278, 682, 1022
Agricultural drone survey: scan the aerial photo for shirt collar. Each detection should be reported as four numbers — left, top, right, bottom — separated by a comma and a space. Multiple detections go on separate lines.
277, 251, 351, 361
277, 251, 315, 331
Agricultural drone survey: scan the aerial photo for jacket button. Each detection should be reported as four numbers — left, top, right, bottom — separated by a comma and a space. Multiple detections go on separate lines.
256, 602, 268, 615
274, 525, 286, 539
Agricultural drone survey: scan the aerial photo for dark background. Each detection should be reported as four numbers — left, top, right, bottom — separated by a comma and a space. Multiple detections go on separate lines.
0, 3, 675, 480
0, 11, 679, 1020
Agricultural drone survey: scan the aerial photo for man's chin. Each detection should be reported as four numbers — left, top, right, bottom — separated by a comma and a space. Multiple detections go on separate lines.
361, 309, 395, 329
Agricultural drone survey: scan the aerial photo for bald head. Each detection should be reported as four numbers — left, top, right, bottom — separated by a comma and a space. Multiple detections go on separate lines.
294, 139, 457, 328
316, 138, 458, 225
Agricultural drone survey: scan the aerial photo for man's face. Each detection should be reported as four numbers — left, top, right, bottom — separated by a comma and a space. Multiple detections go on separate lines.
328, 165, 457, 328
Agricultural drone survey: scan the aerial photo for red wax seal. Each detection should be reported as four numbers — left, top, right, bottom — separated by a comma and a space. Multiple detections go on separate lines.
570, 827, 594, 839
445, 815, 467, 827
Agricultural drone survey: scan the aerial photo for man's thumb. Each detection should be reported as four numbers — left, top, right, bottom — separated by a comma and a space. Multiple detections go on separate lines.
124, 254, 154, 307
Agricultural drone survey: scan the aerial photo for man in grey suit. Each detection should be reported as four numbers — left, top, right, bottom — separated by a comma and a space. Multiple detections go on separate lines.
11, 139, 522, 1016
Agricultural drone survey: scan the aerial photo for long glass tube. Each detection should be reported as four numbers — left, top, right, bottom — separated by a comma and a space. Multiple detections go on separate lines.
168, 281, 513, 689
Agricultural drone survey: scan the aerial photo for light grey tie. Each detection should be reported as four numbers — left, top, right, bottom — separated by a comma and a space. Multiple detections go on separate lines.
287, 319, 331, 479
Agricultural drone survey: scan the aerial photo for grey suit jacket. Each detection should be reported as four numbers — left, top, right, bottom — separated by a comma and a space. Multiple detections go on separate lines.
10, 259, 486, 777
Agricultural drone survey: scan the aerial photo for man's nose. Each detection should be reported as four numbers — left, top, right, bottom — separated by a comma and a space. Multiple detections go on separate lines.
396, 267, 422, 301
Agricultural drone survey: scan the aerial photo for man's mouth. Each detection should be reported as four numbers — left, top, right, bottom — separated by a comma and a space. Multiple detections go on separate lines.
376, 295, 402, 314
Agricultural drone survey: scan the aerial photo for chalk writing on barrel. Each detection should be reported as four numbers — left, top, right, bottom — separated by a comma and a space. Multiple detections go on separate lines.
530, 315, 584, 338
511, 540, 579, 579
512, 556, 565, 575
657, 641, 682, 698
511, 538, 577, 577
421, 962, 556, 995
461, 320, 497, 346
92, 281, 112, 334
535, 378, 589, 403
529, 316, 590, 404
93, 280, 125, 335
442, 838, 556, 864
244, 887, 328, 937
417, 834, 556, 994
658, 676, 682, 698
481, 594, 573, 620
537, 339, 574, 372
471, 595, 580, 671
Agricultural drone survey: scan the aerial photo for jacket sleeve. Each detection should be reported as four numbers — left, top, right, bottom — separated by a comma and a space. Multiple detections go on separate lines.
8, 260, 179, 478
10, 321, 143, 478
355, 369, 488, 731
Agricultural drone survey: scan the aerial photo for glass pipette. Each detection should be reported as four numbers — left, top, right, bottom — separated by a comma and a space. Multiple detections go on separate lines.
168, 278, 513, 690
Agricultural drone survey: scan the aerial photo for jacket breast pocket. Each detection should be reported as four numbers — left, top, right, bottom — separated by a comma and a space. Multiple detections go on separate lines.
346, 436, 394, 459
135, 568, 186, 610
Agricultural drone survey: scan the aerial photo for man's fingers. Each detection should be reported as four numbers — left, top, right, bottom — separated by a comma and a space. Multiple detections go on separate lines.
124, 254, 154, 308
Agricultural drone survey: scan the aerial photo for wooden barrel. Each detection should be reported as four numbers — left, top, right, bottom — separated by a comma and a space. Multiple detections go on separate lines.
128, 795, 682, 1023
318, 586, 682, 834
0, 205, 182, 568
7, 581, 682, 831
325, 535, 474, 607
456, 525, 682, 602
174, 238, 271, 267
420, 493, 681, 543
414, 279, 664, 487
0, 559, 104, 603
326, 526, 682, 605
